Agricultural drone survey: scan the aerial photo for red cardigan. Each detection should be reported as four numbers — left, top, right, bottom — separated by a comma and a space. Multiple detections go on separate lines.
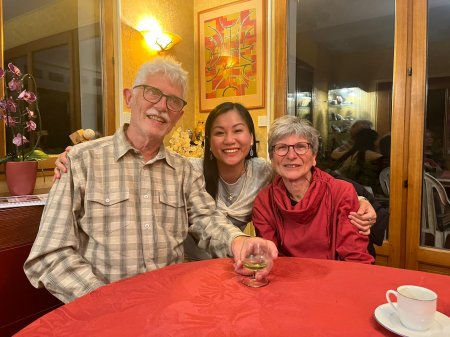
252, 168, 374, 264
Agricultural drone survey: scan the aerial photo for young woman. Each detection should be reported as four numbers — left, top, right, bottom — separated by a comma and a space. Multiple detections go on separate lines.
183, 103, 273, 259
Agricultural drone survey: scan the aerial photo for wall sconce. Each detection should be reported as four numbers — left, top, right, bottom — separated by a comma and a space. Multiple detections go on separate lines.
140, 30, 182, 53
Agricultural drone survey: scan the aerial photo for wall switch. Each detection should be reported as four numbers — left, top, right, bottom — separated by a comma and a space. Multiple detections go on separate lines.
258, 116, 268, 127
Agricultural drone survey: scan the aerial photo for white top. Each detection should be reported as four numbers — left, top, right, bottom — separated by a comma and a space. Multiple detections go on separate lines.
185, 157, 273, 260
189, 157, 273, 230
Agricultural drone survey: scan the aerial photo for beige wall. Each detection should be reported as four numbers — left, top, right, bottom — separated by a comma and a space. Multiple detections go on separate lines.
120, 0, 195, 130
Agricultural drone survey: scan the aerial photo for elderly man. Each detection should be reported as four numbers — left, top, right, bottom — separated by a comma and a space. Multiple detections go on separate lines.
24, 57, 277, 303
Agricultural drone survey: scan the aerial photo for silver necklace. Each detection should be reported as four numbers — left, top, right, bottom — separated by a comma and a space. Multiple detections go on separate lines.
219, 173, 246, 204
220, 177, 238, 202
219, 164, 247, 204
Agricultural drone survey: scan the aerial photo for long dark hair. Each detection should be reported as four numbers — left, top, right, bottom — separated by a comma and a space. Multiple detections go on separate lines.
203, 102, 258, 199
333, 128, 379, 169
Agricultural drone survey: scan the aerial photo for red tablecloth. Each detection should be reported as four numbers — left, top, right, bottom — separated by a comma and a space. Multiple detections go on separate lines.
15, 257, 450, 337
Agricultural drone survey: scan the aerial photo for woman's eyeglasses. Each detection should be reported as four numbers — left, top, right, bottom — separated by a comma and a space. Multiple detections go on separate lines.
133, 85, 187, 112
272, 142, 311, 156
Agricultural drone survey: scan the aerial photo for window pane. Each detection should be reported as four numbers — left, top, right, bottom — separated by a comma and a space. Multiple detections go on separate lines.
3, 0, 103, 154
288, 0, 395, 242
33, 45, 71, 153
421, 0, 450, 250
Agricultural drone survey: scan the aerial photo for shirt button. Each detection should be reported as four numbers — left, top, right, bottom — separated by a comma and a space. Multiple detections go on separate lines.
105, 198, 110, 203
144, 224, 150, 229
143, 195, 149, 199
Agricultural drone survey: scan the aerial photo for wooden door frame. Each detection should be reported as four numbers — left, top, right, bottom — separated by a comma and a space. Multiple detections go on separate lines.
407, 0, 450, 274
383, 0, 412, 268
274, 0, 287, 119
101, 0, 116, 136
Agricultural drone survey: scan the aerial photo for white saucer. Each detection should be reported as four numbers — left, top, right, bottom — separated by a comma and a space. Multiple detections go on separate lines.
374, 303, 450, 337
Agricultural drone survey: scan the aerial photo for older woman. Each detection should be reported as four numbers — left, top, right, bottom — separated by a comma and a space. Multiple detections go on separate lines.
252, 116, 374, 264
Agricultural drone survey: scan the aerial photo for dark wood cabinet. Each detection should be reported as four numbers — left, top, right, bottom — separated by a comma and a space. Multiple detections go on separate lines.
0, 206, 62, 336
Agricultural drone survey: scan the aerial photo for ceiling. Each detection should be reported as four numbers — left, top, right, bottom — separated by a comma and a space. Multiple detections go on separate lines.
3, 0, 56, 21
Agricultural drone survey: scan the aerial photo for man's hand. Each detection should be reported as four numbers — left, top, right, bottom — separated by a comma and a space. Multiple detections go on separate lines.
52, 146, 73, 183
349, 198, 376, 235
232, 236, 278, 280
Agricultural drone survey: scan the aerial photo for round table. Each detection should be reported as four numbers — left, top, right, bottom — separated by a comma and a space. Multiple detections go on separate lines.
15, 257, 450, 336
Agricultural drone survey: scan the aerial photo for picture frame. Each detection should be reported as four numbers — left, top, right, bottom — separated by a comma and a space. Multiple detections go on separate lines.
198, 0, 265, 111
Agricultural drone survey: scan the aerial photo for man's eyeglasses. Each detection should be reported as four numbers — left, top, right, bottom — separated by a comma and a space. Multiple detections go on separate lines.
133, 85, 187, 112
272, 142, 311, 156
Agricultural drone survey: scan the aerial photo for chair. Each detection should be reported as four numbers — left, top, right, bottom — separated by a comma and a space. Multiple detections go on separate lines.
422, 173, 450, 248
377, 167, 390, 210
379, 167, 390, 196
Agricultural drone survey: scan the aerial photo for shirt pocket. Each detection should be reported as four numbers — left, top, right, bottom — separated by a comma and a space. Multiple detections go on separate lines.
158, 191, 188, 239
84, 190, 130, 235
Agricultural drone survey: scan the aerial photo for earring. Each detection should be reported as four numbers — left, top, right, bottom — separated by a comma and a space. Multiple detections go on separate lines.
210, 148, 213, 160
250, 148, 254, 157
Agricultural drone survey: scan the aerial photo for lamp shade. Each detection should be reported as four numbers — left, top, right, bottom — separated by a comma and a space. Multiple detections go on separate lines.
142, 30, 182, 52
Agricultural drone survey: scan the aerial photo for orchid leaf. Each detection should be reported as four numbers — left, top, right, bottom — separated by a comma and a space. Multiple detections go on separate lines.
0, 155, 14, 164
24, 149, 49, 161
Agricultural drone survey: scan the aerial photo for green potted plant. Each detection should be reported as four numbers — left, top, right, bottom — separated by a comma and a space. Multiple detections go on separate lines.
0, 63, 48, 195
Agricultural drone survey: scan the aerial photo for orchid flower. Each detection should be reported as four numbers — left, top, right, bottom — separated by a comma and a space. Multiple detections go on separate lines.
8, 78, 23, 92
6, 97, 17, 112
26, 120, 37, 131
18, 90, 37, 104
0, 63, 48, 162
8, 63, 21, 77
26, 107, 35, 118
12, 133, 29, 147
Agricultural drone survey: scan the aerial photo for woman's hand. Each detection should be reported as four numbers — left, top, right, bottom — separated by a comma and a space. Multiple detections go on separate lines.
232, 236, 278, 280
52, 146, 73, 182
348, 198, 376, 235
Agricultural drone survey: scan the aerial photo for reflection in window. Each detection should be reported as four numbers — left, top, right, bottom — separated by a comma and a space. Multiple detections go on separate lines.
3, 0, 103, 154
421, 0, 450, 249
287, 0, 395, 245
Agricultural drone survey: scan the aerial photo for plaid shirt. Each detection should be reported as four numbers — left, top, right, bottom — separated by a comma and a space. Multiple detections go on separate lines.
24, 125, 244, 303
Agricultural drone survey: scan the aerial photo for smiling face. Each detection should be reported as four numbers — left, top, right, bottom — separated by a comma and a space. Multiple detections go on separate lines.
124, 73, 184, 143
270, 134, 317, 182
209, 109, 253, 170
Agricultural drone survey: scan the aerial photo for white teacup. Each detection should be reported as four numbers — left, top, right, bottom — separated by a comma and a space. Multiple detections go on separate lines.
386, 285, 437, 331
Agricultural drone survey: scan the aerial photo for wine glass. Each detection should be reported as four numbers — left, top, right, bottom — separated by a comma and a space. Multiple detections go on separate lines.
240, 239, 271, 288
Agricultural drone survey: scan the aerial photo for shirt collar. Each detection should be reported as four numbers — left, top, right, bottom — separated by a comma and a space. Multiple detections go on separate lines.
112, 124, 176, 169
113, 124, 135, 161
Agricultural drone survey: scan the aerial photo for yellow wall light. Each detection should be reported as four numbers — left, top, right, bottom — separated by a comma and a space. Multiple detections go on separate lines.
137, 18, 182, 53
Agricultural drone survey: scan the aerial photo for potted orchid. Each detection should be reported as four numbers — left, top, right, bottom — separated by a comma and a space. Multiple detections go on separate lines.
0, 63, 48, 195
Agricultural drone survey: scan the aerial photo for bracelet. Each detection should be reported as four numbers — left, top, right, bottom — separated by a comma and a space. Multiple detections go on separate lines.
357, 196, 369, 202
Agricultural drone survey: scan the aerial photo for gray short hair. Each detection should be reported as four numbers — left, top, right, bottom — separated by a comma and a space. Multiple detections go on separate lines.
268, 116, 320, 154
133, 56, 188, 98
